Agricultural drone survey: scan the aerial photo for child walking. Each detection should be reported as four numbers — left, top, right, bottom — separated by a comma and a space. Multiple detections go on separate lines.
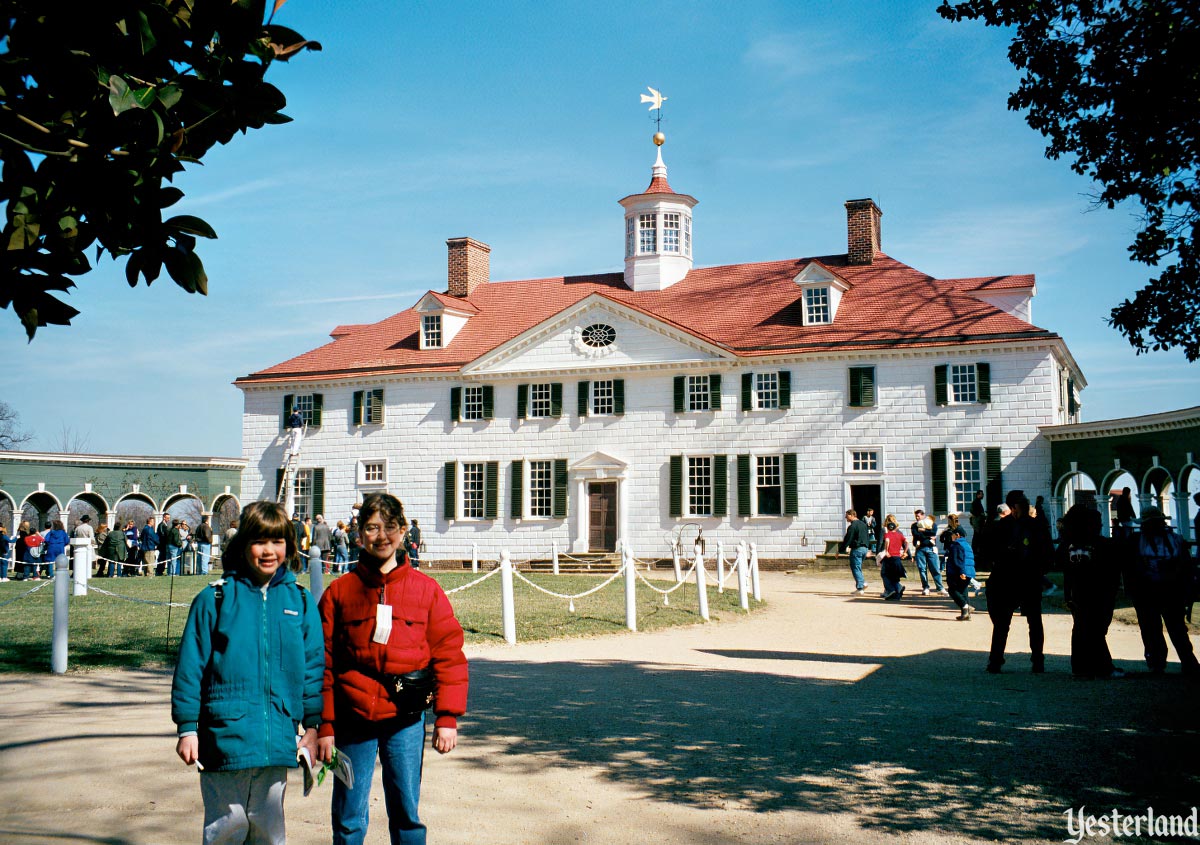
171, 500, 323, 845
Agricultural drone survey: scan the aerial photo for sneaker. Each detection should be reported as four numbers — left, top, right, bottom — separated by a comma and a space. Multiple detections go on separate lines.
1042, 584, 1059, 597
882, 590, 898, 600
922, 587, 931, 596
1032, 662, 1045, 674
853, 588, 866, 595
937, 588, 949, 596
986, 664, 1002, 674
861, 583, 871, 591
897, 585, 906, 599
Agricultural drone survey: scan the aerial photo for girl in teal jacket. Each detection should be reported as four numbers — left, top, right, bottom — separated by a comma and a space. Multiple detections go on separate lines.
171, 501, 323, 844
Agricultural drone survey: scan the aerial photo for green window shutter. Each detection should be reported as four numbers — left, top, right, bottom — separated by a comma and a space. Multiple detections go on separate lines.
741, 373, 753, 411
312, 468, 325, 518
450, 387, 461, 422
613, 379, 625, 415
553, 458, 568, 518
712, 454, 728, 517
310, 394, 323, 427
551, 383, 563, 417
934, 365, 948, 406
275, 468, 284, 501
849, 368, 863, 408
931, 449, 948, 516
976, 363, 991, 404
484, 461, 498, 520
482, 386, 494, 420
371, 389, 384, 424
783, 453, 798, 516
353, 390, 364, 426
985, 447, 1003, 519
669, 455, 683, 517
673, 376, 686, 413
709, 373, 722, 410
737, 454, 751, 517
860, 367, 875, 407
282, 394, 294, 431
443, 462, 457, 520
517, 384, 528, 419
510, 460, 523, 519
778, 371, 791, 409
1067, 377, 1077, 415
577, 381, 589, 417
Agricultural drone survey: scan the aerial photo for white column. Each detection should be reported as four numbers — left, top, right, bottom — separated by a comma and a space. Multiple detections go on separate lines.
70, 538, 90, 597
52, 553, 70, 674
574, 477, 588, 553
552, 541, 559, 575
736, 542, 749, 611
694, 543, 709, 621
750, 542, 761, 601
624, 546, 637, 632
716, 540, 725, 593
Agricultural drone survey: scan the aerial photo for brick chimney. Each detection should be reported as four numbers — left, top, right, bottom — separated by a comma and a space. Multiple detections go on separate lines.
446, 237, 490, 298
844, 199, 882, 265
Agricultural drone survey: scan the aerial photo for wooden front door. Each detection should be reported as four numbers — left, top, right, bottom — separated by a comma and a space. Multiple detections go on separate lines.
588, 482, 618, 552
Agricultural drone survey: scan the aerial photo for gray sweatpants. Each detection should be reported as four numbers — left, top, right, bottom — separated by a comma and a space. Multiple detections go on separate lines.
200, 767, 287, 845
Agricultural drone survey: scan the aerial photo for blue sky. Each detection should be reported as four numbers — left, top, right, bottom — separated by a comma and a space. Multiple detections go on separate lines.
2, 0, 1195, 456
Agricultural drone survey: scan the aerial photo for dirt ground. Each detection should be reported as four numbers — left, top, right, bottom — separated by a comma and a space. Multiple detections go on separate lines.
1, 570, 1197, 845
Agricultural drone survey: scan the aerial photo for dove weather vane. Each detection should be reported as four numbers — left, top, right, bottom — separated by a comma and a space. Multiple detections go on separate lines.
640, 86, 667, 145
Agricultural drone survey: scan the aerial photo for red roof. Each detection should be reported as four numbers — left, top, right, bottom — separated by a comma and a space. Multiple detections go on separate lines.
237, 255, 1051, 384
422, 291, 480, 314
645, 174, 674, 194
945, 274, 1036, 292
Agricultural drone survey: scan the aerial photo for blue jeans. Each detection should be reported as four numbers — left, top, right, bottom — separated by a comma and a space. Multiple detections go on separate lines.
848, 546, 867, 590
333, 714, 427, 845
914, 547, 943, 590
197, 543, 211, 575
166, 544, 182, 575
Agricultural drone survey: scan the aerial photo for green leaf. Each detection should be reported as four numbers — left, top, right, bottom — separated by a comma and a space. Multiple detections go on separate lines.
165, 215, 218, 239
160, 187, 185, 208
125, 251, 145, 287
158, 84, 183, 110
164, 246, 208, 295
108, 75, 144, 115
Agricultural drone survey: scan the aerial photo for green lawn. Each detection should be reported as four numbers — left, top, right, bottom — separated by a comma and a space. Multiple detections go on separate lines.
0, 570, 759, 673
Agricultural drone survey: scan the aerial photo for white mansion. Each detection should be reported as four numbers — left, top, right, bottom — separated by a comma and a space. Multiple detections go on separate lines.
236, 144, 1084, 561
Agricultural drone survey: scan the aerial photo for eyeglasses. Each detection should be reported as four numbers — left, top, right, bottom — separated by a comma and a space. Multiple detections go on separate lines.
362, 522, 402, 537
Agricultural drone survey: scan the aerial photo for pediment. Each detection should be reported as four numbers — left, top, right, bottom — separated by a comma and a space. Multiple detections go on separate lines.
793, 261, 850, 291
462, 294, 733, 375
571, 451, 627, 472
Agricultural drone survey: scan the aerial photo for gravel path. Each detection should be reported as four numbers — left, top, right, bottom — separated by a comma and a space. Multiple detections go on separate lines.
1, 571, 1196, 844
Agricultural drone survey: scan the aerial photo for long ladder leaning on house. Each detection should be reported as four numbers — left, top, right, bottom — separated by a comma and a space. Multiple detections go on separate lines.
277, 424, 307, 507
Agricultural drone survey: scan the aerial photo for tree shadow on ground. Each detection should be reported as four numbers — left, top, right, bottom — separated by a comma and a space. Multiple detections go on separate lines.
465, 649, 1200, 842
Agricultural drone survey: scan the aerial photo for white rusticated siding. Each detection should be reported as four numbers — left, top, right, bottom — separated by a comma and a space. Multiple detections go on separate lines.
240, 342, 1061, 562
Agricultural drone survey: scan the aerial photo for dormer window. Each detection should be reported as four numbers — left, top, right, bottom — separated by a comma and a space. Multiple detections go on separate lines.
414, 291, 478, 350
805, 287, 831, 324
422, 314, 442, 348
625, 217, 635, 258
793, 261, 850, 327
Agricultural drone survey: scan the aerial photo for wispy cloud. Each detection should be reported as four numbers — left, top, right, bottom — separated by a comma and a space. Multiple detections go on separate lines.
279, 289, 430, 307
179, 177, 284, 208
743, 32, 862, 80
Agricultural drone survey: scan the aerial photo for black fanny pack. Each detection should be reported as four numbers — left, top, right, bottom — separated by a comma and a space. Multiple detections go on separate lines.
386, 664, 437, 714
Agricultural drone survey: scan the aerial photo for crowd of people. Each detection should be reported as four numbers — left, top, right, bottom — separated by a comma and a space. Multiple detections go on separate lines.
842, 490, 1200, 677
171, 493, 466, 845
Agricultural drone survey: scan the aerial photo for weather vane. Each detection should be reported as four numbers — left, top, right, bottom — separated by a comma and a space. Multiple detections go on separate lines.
640, 86, 667, 146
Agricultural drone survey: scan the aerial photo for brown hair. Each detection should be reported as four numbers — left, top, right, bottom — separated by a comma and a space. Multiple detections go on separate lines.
222, 500, 296, 573
358, 492, 407, 532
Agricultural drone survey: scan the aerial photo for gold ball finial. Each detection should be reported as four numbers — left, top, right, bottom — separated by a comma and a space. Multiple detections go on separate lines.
653, 131, 665, 146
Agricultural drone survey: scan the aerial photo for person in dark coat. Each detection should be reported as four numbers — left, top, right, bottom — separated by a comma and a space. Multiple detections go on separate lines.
985, 494, 1053, 673
1123, 506, 1199, 676
1059, 504, 1122, 678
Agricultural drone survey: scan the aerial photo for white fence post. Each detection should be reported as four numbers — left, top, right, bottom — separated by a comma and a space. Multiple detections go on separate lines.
308, 547, 325, 603
694, 543, 709, 621
471, 543, 479, 574
624, 546, 637, 632
672, 541, 682, 583
750, 542, 762, 601
716, 540, 725, 594
736, 542, 749, 610
52, 554, 70, 674
499, 550, 516, 645
552, 541, 559, 575
70, 538, 90, 597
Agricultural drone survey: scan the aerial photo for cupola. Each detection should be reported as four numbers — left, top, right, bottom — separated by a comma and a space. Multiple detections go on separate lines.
618, 136, 697, 291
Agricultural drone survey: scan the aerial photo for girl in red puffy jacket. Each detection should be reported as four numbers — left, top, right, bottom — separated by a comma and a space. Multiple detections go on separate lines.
317, 492, 467, 845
